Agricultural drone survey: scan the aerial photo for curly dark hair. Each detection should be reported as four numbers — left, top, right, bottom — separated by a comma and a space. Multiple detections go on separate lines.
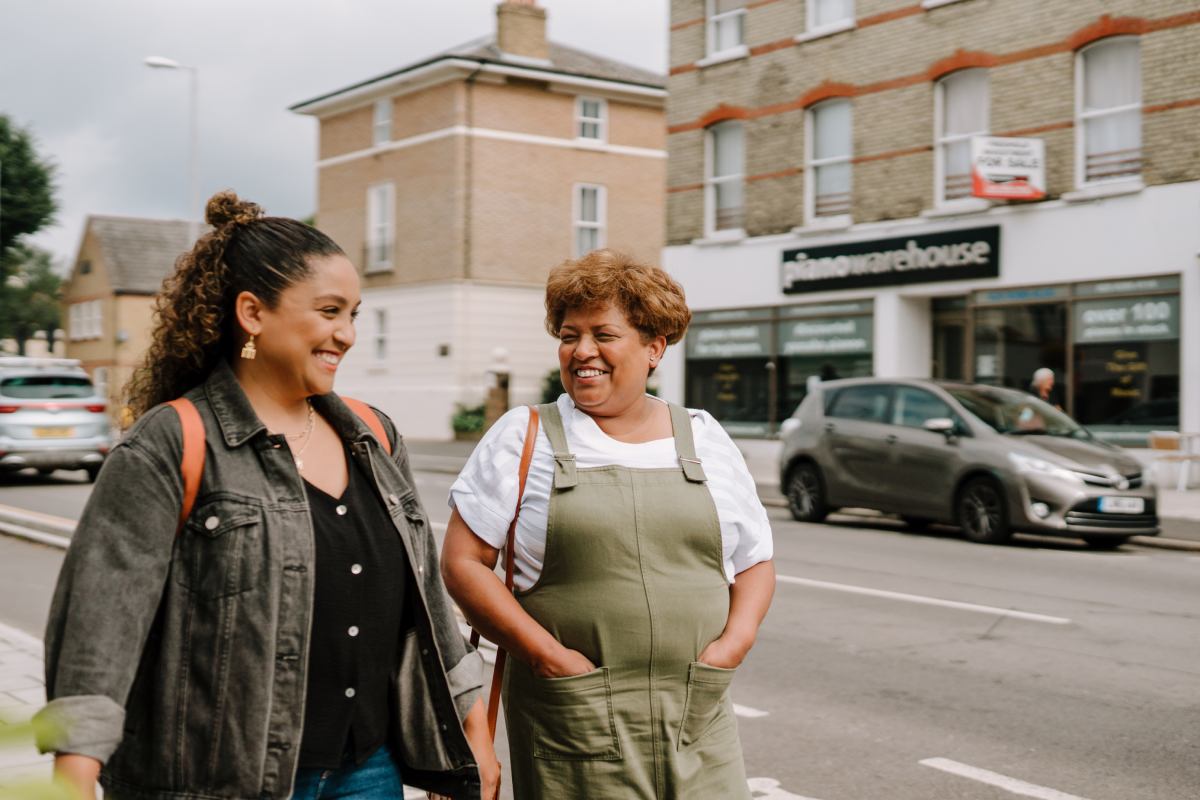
544, 250, 691, 345
123, 190, 344, 421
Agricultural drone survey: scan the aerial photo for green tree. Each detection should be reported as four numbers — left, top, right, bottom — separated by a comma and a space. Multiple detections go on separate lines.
1, 245, 62, 354
0, 115, 57, 274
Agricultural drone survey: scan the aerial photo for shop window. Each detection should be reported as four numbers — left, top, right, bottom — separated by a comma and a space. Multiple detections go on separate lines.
706, 121, 745, 234
573, 184, 606, 257
707, 0, 746, 57
373, 99, 392, 146
808, 0, 855, 34
1077, 38, 1141, 185
806, 99, 853, 220
576, 97, 606, 141
973, 303, 1067, 399
687, 358, 772, 435
365, 182, 395, 273
779, 354, 872, 420
936, 69, 989, 203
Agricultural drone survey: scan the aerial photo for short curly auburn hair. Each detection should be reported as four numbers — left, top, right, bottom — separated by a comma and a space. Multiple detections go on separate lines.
544, 250, 692, 344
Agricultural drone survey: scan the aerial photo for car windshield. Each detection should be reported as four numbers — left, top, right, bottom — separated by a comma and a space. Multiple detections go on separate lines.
947, 385, 1090, 439
0, 375, 94, 399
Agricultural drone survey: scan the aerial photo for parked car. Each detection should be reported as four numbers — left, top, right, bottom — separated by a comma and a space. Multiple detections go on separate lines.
778, 378, 1158, 548
0, 357, 111, 481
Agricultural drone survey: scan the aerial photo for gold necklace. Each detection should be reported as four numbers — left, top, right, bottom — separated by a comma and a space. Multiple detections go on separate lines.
286, 401, 315, 470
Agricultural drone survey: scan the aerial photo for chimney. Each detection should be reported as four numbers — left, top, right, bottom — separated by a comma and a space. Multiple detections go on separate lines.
496, 0, 548, 61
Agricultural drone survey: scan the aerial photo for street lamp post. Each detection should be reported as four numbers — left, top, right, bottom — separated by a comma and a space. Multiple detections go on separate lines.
144, 56, 199, 242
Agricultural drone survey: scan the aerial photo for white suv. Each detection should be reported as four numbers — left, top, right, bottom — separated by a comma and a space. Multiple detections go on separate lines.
0, 357, 111, 481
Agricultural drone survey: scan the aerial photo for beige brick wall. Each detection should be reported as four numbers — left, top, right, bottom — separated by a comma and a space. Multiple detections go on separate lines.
319, 106, 374, 161
391, 83, 464, 141
667, 0, 1200, 244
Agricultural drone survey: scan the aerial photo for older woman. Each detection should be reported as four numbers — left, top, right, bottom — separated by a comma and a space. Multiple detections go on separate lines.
442, 250, 774, 799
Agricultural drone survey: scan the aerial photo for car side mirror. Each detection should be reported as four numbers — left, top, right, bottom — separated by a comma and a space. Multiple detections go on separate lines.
923, 417, 957, 438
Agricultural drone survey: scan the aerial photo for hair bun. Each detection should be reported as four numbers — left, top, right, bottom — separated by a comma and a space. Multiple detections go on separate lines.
205, 190, 263, 229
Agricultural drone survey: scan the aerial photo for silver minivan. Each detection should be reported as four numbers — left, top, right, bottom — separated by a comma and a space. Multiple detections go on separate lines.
778, 378, 1158, 548
0, 357, 111, 481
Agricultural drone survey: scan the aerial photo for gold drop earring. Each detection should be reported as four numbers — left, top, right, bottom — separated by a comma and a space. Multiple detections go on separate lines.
241, 334, 258, 360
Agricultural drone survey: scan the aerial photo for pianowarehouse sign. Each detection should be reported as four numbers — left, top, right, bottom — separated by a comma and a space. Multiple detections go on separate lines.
781, 226, 1000, 294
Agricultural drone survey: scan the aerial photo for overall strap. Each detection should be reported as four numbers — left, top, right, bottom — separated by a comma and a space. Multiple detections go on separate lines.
537, 402, 578, 489
166, 398, 206, 534
342, 397, 391, 456
668, 403, 707, 483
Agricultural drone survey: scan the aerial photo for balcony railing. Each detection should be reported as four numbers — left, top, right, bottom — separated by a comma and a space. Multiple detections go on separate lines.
363, 239, 394, 273
1085, 147, 1142, 183
814, 191, 852, 217
715, 206, 744, 231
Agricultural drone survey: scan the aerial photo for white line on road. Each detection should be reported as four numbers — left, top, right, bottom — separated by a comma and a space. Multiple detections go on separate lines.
747, 777, 825, 799
920, 758, 1093, 800
776, 575, 1072, 625
0, 619, 45, 655
733, 703, 769, 718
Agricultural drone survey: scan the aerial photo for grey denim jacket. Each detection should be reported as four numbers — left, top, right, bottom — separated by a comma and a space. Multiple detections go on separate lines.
36, 361, 484, 799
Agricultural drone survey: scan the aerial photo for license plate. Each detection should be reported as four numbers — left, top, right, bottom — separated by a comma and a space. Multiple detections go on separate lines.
34, 427, 75, 439
1099, 496, 1144, 514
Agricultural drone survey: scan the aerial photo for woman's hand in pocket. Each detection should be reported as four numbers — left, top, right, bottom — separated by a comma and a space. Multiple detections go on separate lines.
532, 643, 596, 678
697, 635, 747, 670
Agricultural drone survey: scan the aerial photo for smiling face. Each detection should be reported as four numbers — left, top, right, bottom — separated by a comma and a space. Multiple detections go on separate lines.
557, 303, 666, 417
236, 254, 360, 399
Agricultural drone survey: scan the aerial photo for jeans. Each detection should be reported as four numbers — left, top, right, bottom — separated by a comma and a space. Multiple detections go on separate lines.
292, 745, 405, 799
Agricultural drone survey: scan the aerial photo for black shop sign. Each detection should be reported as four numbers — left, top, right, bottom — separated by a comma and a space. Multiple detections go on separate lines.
781, 226, 1001, 294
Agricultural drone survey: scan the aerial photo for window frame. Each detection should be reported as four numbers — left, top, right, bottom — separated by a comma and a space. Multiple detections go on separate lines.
1075, 36, 1142, 188
365, 182, 396, 273
373, 98, 392, 146
826, 383, 893, 424
572, 183, 607, 258
575, 96, 607, 142
706, 0, 746, 58
934, 68, 990, 207
804, 98, 854, 225
806, 0, 856, 36
704, 120, 746, 238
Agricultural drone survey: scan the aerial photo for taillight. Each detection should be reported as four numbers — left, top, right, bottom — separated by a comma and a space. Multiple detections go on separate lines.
0, 405, 18, 413
86, 404, 107, 413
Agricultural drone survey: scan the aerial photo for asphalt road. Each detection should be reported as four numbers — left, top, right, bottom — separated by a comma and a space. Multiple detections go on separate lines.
1, 469, 1197, 799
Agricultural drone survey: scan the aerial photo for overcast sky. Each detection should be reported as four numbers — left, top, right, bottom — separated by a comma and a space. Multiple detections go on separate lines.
1, 0, 667, 268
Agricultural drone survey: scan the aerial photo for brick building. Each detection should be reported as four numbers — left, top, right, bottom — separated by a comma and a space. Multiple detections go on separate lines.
659, 0, 1200, 443
291, 0, 665, 438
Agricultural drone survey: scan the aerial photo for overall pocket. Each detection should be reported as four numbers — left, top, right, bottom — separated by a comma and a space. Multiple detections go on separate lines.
531, 667, 623, 761
678, 661, 736, 749
173, 496, 264, 599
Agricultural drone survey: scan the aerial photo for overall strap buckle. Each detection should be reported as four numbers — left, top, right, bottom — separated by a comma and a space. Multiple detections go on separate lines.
679, 456, 707, 483
553, 453, 578, 489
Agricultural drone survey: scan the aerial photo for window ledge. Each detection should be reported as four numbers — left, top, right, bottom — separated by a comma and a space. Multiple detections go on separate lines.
795, 20, 856, 44
697, 45, 749, 69
922, 0, 971, 9
365, 265, 394, 275
1062, 179, 1144, 204
692, 229, 747, 247
573, 137, 606, 149
921, 198, 991, 218
792, 215, 853, 236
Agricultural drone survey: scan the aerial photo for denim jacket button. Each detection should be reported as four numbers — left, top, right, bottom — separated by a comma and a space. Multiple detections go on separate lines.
335, 504, 348, 516
350, 563, 363, 575
204, 516, 220, 531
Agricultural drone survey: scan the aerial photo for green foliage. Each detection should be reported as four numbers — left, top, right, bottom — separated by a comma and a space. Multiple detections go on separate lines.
0, 245, 62, 353
451, 403, 486, 433
0, 115, 57, 271
0, 714, 73, 800
540, 368, 563, 405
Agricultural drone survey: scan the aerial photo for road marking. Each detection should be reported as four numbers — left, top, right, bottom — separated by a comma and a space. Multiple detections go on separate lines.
733, 703, 769, 718
776, 575, 1072, 625
920, 758, 1093, 799
0, 620, 44, 655
747, 777, 824, 799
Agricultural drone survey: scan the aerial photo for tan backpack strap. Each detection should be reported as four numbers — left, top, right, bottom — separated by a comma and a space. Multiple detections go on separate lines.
469, 405, 540, 740
166, 398, 206, 535
343, 397, 391, 456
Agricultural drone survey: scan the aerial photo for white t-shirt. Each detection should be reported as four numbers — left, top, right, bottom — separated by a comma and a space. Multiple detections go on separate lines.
448, 394, 773, 591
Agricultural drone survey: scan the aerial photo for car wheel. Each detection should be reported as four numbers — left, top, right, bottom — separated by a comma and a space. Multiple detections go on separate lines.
901, 516, 932, 531
957, 477, 1011, 544
787, 462, 828, 523
1082, 535, 1130, 550
85, 466, 101, 483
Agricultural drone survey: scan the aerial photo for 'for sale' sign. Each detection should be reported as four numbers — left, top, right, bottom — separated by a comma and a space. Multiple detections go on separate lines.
971, 136, 1046, 200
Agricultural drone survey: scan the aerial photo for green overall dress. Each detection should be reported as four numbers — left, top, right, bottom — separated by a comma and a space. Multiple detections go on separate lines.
502, 402, 751, 799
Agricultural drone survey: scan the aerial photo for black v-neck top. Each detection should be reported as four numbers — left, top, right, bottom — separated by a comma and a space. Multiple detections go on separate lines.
298, 447, 409, 768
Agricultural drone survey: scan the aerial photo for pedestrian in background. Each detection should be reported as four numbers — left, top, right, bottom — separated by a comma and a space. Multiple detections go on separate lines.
442, 250, 775, 799
1029, 367, 1063, 409
36, 192, 499, 800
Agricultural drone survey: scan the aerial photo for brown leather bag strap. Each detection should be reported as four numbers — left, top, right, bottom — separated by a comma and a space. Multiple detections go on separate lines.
342, 397, 391, 456
470, 405, 539, 740
166, 398, 206, 535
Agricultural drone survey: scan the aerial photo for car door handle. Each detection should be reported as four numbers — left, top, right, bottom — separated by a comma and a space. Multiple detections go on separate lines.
885, 434, 898, 444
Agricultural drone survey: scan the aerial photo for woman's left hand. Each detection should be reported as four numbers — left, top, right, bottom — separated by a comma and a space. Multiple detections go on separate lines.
696, 634, 749, 669
459, 697, 502, 800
